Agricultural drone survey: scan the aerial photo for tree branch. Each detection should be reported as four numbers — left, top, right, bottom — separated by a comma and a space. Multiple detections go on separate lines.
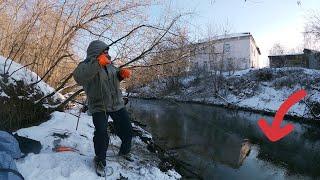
9, 62, 35, 77
54, 88, 84, 111
31, 54, 73, 86
35, 72, 74, 104
119, 15, 182, 68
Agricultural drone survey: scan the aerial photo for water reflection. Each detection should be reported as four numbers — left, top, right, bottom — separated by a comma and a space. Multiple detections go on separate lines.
128, 98, 320, 179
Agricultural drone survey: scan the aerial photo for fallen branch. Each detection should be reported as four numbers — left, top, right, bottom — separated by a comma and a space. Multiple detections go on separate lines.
35, 73, 74, 104
9, 62, 35, 77
31, 54, 73, 86
54, 88, 84, 111
109, 24, 179, 48
127, 53, 189, 69
38, 15, 182, 109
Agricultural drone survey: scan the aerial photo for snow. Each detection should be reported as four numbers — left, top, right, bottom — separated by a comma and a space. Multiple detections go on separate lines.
198, 32, 252, 44
0, 56, 64, 101
0, 91, 9, 98
180, 76, 196, 86
15, 109, 181, 180
222, 68, 256, 77
235, 77, 314, 117
303, 68, 320, 76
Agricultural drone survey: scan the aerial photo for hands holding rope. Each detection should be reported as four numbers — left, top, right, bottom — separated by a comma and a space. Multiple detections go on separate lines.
97, 50, 131, 79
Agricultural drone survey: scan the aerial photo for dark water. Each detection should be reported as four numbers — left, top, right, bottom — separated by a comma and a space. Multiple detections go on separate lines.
127, 98, 320, 180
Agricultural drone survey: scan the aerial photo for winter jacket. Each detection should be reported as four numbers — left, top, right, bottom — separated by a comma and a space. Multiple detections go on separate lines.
73, 40, 124, 113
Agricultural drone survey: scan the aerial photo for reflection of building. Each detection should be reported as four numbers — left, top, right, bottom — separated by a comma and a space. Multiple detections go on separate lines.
268, 49, 320, 69
210, 135, 251, 169
189, 32, 261, 72
187, 131, 251, 169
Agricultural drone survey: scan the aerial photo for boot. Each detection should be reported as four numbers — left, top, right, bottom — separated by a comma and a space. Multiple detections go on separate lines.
94, 156, 106, 177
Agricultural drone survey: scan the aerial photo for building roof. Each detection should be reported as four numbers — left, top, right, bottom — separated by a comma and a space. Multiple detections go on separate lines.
268, 53, 303, 58
196, 32, 261, 55
160, 32, 261, 56
197, 32, 252, 43
268, 48, 320, 58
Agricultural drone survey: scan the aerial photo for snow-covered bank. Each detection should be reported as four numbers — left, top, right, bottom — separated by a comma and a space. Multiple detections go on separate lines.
0, 56, 63, 101
14, 108, 181, 180
0, 56, 65, 131
130, 68, 320, 121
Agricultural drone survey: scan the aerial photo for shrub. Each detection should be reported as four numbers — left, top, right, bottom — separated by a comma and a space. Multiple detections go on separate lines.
307, 100, 320, 119
190, 76, 202, 86
273, 76, 296, 89
254, 69, 273, 81
0, 79, 54, 131
163, 77, 184, 94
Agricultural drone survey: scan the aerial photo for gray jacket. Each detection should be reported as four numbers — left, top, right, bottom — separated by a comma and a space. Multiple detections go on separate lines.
73, 40, 124, 113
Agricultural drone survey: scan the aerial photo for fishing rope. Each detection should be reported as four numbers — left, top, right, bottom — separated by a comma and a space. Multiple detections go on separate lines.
165, 98, 240, 138
75, 100, 84, 131
98, 71, 116, 177
98, 65, 130, 177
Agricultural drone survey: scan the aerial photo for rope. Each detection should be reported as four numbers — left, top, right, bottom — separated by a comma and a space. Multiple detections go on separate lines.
76, 103, 82, 131
99, 65, 135, 174
96, 64, 143, 176
96, 71, 115, 176
105, 138, 128, 168
104, 167, 113, 179
165, 98, 240, 137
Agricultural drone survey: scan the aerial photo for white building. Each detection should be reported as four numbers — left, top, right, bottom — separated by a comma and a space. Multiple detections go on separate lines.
189, 32, 261, 72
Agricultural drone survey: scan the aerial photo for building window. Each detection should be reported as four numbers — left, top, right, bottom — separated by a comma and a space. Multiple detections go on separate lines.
203, 61, 208, 70
194, 62, 199, 69
191, 47, 196, 56
224, 43, 231, 53
210, 61, 215, 70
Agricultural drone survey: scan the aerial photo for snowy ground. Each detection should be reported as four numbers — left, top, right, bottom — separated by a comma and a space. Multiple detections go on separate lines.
0, 55, 180, 179
131, 67, 320, 120
14, 108, 181, 180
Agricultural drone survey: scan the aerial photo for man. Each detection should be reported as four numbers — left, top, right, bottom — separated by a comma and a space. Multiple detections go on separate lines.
73, 40, 133, 177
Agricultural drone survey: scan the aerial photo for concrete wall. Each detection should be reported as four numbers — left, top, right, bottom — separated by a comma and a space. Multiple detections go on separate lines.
269, 55, 308, 68
269, 50, 320, 70
306, 52, 320, 70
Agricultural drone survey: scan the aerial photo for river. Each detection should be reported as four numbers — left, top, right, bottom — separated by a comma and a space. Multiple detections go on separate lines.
127, 98, 320, 180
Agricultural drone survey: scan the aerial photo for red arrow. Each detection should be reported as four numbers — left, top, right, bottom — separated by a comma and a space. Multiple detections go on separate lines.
257, 89, 307, 142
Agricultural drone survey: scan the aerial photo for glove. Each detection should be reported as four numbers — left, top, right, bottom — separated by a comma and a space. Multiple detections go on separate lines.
119, 68, 131, 79
97, 54, 111, 66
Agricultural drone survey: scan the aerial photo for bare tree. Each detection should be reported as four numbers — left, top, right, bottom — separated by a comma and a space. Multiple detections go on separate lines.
123, 25, 192, 91
269, 43, 286, 56
304, 11, 320, 51
0, 0, 153, 86
0, 0, 195, 110
39, 14, 188, 109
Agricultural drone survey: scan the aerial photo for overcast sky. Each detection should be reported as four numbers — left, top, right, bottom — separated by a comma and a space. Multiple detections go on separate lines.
150, 0, 320, 67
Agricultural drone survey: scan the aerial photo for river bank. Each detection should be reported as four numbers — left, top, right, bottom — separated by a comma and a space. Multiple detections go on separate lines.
14, 107, 181, 180
130, 96, 320, 124
129, 67, 320, 122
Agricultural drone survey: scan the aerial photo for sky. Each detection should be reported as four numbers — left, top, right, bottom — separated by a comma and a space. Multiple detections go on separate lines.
150, 0, 320, 67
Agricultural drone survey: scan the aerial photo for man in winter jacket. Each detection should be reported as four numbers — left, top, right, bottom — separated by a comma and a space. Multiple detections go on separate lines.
73, 40, 133, 177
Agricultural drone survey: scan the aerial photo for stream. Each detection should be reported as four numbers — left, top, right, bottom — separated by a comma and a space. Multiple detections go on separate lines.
127, 98, 320, 180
